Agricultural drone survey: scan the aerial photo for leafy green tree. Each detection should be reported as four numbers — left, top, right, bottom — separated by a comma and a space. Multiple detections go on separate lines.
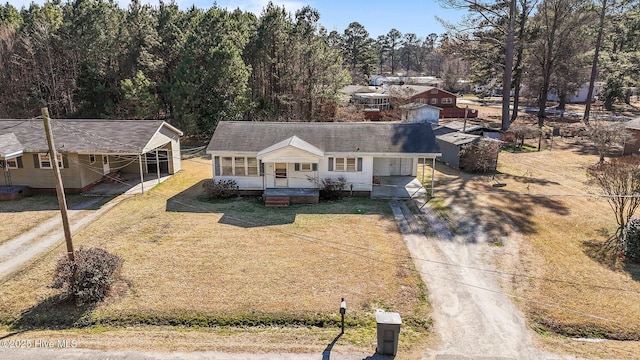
172, 7, 251, 135
341, 22, 377, 82
120, 70, 157, 119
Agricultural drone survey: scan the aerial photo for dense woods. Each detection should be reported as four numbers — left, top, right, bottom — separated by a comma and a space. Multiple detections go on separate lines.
1, 0, 640, 135
0, 0, 461, 135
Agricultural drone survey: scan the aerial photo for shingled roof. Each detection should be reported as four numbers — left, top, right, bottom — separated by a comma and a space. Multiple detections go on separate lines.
0, 119, 182, 154
206, 122, 441, 155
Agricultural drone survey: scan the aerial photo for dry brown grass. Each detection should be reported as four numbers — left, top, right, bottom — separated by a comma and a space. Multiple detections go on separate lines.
423, 137, 640, 358
0, 195, 93, 246
0, 156, 430, 353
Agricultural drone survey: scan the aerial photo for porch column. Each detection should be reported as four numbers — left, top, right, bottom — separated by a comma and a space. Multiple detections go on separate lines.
155, 149, 160, 184
138, 154, 144, 194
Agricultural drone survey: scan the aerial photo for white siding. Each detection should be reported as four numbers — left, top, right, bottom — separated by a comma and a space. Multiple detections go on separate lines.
215, 176, 263, 190
318, 156, 373, 191
402, 107, 440, 124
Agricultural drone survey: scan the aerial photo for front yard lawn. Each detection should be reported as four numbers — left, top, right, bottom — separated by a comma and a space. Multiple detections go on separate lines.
0, 157, 430, 354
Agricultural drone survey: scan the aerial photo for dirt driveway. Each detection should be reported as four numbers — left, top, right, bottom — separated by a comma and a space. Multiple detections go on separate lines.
0, 196, 126, 282
391, 200, 568, 360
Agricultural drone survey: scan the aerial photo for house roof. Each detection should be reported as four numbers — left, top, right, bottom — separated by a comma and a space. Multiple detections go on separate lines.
0, 133, 24, 159
257, 135, 324, 158
0, 119, 183, 154
207, 121, 441, 156
436, 132, 480, 146
625, 117, 640, 130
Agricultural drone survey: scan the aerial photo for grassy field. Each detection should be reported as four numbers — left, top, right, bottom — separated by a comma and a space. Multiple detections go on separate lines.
421, 137, 640, 358
0, 157, 430, 354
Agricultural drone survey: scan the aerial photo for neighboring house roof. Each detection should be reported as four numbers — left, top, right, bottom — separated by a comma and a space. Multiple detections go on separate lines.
338, 85, 379, 95
625, 117, 640, 131
385, 85, 457, 98
436, 132, 480, 146
354, 92, 390, 99
399, 103, 442, 111
0, 133, 24, 159
207, 121, 441, 155
0, 119, 183, 154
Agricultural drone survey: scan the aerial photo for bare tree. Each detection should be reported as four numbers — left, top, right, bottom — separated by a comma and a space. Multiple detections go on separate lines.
587, 156, 640, 254
585, 119, 631, 163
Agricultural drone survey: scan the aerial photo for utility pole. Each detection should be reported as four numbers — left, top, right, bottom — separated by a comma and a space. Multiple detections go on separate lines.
42, 107, 75, 262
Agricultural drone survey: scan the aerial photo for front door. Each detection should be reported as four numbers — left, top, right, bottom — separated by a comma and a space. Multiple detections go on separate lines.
102, 155, 109, 174
275, 163, 287, 187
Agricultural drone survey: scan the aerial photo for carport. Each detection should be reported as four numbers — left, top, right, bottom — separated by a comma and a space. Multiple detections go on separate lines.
371, 176, 427, 199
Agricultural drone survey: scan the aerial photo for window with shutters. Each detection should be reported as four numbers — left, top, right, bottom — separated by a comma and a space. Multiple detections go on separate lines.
6, 157, 20, 169
218, 156, 259, 176
330, 157, 362, 172
38, 153, 62, 169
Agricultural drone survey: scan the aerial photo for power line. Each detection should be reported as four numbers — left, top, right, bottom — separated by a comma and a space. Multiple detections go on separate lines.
65, 156, 640, 325
18, 118, 636, 328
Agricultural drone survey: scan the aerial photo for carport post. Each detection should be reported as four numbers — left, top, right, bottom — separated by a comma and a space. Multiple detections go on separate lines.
155, 149, 160, 184
431, 157, 436, 197
421, 157, 425, 186
138, 154, 144, 194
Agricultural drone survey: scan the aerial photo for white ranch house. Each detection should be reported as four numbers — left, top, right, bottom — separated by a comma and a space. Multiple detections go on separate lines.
206, 122, 441, 205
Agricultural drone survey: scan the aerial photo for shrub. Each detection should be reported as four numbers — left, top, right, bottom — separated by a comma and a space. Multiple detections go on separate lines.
318, 176, 347, 200
203, 179, 238, 199
624, 218, 640, 263
52, 248, 123, 306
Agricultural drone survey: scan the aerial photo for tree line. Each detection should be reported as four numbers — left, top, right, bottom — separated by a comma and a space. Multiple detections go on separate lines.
0, 0, 463, 135
439, 0, 640, 129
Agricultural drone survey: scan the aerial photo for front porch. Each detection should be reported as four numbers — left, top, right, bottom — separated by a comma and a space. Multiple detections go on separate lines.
263, 188, 319, 207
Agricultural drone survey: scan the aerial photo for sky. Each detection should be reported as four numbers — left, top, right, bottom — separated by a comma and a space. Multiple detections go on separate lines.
8, 0, 467, 38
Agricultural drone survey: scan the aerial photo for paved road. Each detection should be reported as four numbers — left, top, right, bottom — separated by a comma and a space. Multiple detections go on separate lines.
0, 347, 386, 360
390, 200, 571, 360
0, 196, 127, 282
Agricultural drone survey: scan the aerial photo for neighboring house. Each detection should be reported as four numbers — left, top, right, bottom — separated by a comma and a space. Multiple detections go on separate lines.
547, 82, 606, 103
206, 121, 441, 203
624, 118, 640, 155
352, 92, 391, 110
400, 103, 441, 124
386, 85, 458, 108
435, 132, 481, 169
0, 119, 182, 197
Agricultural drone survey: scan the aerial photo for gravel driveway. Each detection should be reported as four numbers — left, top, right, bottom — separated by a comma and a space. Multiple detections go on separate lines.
390, 199, 570, 360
